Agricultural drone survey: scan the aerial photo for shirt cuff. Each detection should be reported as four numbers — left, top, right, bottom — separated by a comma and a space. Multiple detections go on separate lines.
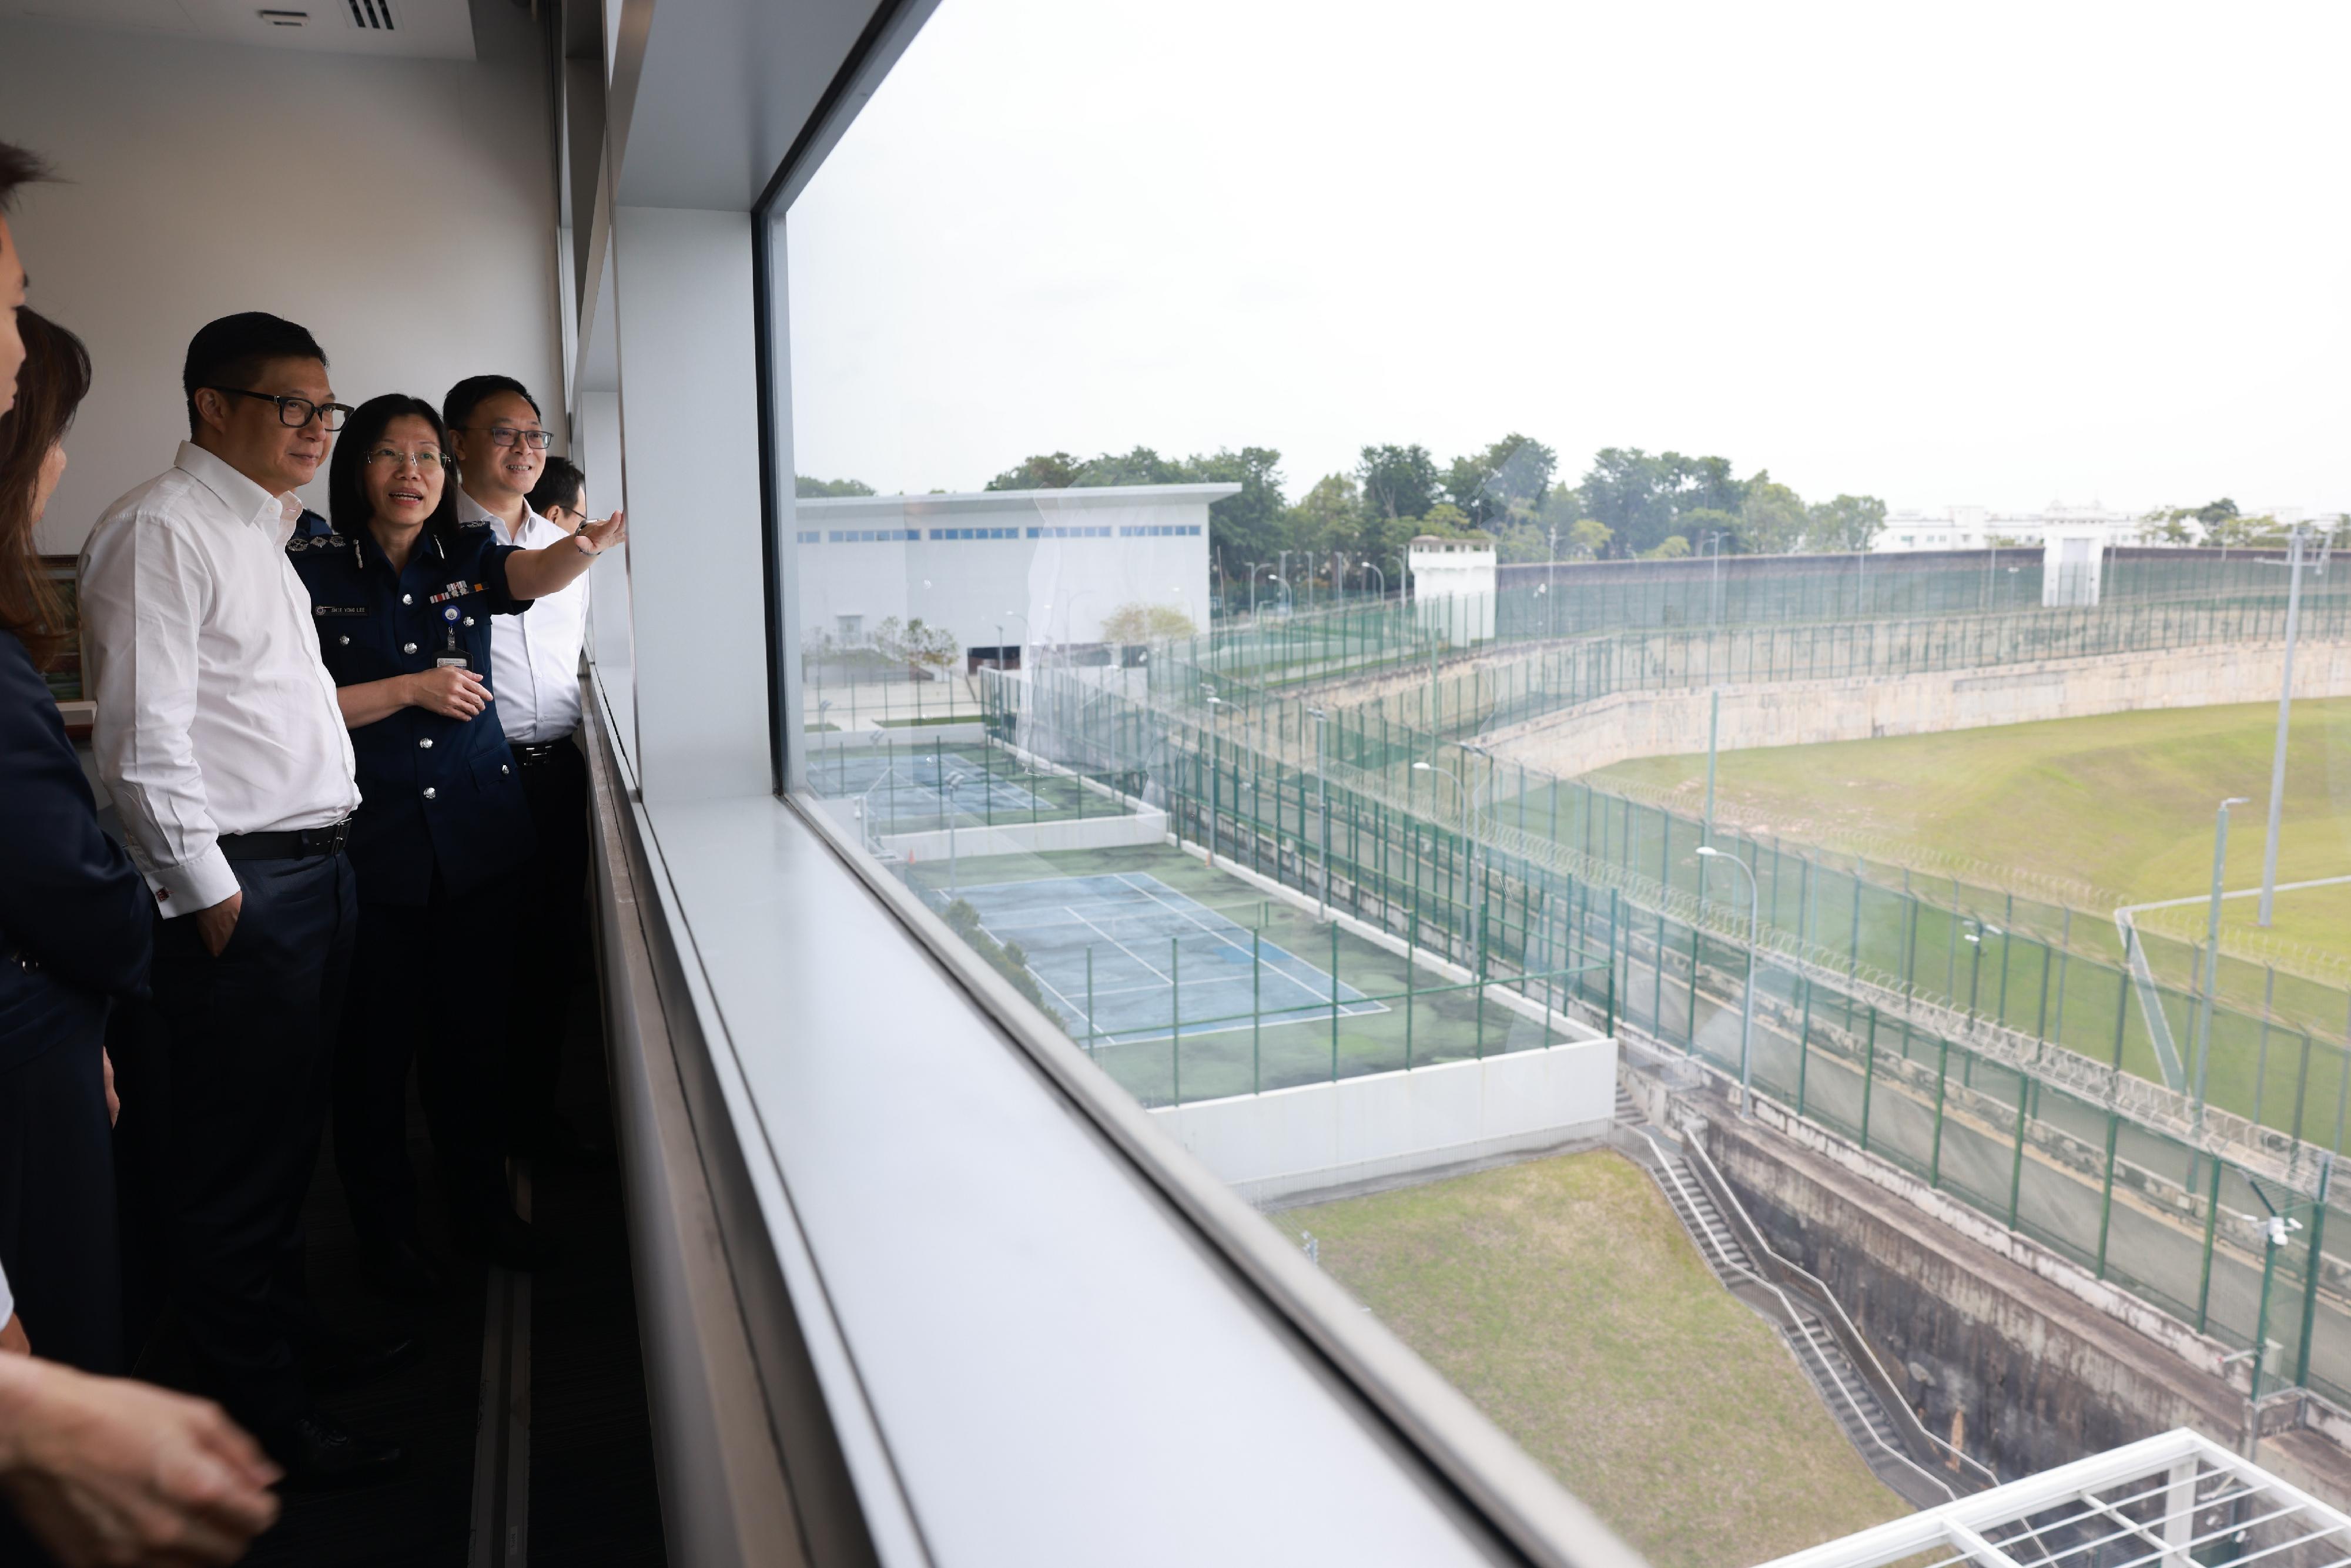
148, 846, 242, 914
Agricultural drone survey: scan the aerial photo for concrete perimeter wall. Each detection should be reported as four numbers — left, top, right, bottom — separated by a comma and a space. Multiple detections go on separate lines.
1496, 638, 2351, 776
1150, 1036, 1617, 1207
1702, 1113, 2351, 1504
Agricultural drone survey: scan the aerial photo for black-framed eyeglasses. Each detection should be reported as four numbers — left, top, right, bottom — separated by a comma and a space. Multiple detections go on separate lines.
205, 386, 354, 431
454, 425, 554, 452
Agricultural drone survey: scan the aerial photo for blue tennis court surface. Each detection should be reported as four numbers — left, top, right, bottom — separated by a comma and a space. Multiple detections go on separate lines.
953, 873, 1385, 1045
822, 750, 1043, 815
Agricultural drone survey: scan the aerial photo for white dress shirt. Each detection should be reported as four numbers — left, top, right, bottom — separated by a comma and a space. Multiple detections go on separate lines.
79, 443, 360, 913
463, 490, 587, 743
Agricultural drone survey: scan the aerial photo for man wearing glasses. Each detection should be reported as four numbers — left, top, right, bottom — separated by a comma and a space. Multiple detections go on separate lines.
443, 377, 601, 1162
80, 313, 402, 1483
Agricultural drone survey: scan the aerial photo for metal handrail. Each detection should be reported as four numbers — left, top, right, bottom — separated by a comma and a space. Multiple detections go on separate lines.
1679, 1131, 2002, 1491
1639, 1129, 1962, 1504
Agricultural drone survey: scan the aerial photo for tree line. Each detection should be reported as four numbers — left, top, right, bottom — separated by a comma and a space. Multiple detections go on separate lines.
801, 440, 1885, 585
982, 439, 1890, 588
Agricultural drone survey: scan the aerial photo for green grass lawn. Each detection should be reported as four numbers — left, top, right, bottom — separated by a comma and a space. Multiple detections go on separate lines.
1285, 1151, 1903, 1568
1590, 698, 2351, 976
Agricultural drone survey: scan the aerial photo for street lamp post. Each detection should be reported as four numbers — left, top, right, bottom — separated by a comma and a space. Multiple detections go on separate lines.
2195, 796, 2253, 1128
1307, 706, 1329, 920
1201, 686, 1224, 864
1547, 524, 1558, 638
2258, 527, 2309, 927
1961, 916, 2002, 1016
1697, 846, 1760, 1117
943, 769, 967, 894
1412, 757, 1476, 959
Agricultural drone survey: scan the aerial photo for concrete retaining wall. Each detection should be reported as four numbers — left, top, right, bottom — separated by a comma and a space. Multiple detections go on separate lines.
1149, 1035, 1617, 1207
1702, 1113, 2351, 1502
1496, 639, 2351, 776
882, 807, 1167, 862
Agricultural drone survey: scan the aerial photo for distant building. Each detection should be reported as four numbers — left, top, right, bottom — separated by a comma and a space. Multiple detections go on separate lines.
795, 484, 1230, 668
1874, 501, 2149, 553
1407, 535, 1496, 644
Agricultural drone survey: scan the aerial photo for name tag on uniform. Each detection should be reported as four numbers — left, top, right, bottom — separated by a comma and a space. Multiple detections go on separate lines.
313, 605, 369, 618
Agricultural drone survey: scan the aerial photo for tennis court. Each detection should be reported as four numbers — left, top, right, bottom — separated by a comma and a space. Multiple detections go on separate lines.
955, 873, 1385, 1044
824, 748, 1044, 816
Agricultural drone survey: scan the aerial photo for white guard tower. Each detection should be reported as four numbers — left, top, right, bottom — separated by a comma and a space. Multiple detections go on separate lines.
1407, 535, 1497, 645
2042, 527, 2104, 607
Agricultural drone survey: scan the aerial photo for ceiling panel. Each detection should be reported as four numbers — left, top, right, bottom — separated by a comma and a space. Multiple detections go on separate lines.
0, 0, 476, 60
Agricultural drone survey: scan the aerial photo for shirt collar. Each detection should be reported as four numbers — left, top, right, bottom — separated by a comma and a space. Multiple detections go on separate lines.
176, 441, 303, 543
456, 488, 545, 545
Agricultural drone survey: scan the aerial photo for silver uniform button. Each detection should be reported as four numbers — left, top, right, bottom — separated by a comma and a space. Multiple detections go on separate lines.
338, 635, 350, 645
402, 641, 417, 654
419, 738, 434, 749
463, 616, 475, 626
402, 593, 413, 605
422, 787, 437, 800
501, 763, 510, 774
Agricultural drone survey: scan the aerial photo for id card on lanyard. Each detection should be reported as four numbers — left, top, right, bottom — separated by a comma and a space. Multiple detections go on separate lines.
435, 604, 470, 671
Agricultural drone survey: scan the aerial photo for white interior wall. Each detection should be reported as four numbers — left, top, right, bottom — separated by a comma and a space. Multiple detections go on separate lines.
0, 0, 562, 554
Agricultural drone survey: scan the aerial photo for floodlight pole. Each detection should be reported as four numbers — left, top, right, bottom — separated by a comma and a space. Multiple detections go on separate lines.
1413, 758, 1475, 956
1703, 688, 1720, 846
1307, 707, 1329, 920
2258, 527, 2308, 927
1699, 846, 1759, 1118
1962, 916, 2000, 1014
943, 769, 967, 894
2195, 796, 2253, 1129
1547, 525, 1558, 638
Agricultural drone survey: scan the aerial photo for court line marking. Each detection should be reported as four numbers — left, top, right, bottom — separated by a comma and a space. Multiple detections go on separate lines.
956, 873, 1392, 1040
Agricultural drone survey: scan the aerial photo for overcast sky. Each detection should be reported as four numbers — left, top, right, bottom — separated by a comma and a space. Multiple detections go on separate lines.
786, 0, 2350, 516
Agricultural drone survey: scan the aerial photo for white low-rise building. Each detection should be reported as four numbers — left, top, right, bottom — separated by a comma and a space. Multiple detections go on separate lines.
795, 483, 1230, 668
1875, 501, 2149, 553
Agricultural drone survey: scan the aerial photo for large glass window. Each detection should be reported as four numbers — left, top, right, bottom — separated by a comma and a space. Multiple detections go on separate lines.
782, 1, 2351, 1554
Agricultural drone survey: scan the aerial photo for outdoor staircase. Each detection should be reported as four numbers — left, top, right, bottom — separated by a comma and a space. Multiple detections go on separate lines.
1639, 1136, 1971, 1508
1651, 1150, 1757, 1285
1780, 1315, 1909, 1466
1613, 1083, 1640, 1126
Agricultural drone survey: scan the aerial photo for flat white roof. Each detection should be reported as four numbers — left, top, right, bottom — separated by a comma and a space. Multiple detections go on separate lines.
798, 483, 1240, 519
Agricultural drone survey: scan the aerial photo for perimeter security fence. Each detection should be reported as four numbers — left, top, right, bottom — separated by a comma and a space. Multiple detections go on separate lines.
993, 663, 2351, 1410
1181, 547, 2344, 692
1144, 622, 2351, 1063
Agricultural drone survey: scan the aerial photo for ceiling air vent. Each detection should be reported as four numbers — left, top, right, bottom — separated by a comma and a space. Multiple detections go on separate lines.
346, 0, 395, 30
257, 8, 310, 25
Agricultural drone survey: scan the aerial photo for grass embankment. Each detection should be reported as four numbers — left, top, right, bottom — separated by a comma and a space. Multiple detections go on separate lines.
1286, 1152, 1901, 1568
1591, 698, 2351, 970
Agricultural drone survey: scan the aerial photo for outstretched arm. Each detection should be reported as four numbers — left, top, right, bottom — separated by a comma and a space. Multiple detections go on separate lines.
503, 509, 627, 602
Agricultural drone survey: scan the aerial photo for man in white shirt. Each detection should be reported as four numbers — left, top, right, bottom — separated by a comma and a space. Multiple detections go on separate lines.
79, 313, 400, 1484
444, 376, 597, 1159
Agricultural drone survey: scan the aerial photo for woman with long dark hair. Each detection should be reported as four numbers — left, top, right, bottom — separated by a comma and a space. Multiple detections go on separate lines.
0, 310, 153, 1374
289, 393, 622, 1286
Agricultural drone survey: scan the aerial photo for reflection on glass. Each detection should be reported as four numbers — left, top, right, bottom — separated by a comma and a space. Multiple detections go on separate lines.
779, 0, 2351, 1554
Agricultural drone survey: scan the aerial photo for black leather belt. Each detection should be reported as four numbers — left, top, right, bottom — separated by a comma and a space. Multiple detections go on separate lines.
217, 816, 353, 861
512, 739, 573, 767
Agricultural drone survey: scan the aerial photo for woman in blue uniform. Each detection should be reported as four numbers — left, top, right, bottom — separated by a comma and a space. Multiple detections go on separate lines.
289, 393, 622, 1285
0, 310, 152, 1373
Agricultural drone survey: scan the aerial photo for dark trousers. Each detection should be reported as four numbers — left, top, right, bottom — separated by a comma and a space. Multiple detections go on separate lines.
334, 872, 515, 1248
0, 1037, 120, 1374
508, 738, 589, 1144
128, 849, 356, 1432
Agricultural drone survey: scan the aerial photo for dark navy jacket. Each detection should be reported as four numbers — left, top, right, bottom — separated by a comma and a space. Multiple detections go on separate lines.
0, 628, 151, 1073
287, 519, 536, 907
